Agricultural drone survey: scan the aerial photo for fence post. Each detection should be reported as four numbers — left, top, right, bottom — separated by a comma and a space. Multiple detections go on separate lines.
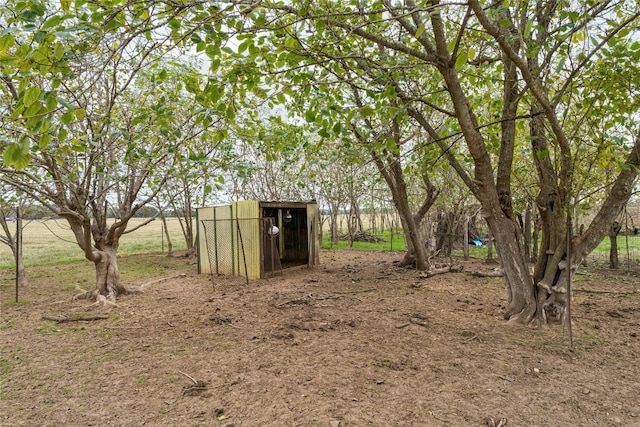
463, 216, 469, 261
15, 207, 22, 302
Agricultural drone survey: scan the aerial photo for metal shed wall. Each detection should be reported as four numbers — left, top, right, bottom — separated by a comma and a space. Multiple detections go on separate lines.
197, 200, 319, 279
233, 200, 261, 279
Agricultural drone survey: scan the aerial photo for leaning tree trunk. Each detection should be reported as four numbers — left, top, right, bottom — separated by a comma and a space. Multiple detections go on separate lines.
370, 144, 433, 271
486, 211, 538, 323
434, 47, 537, 323
182, 214, 196, 258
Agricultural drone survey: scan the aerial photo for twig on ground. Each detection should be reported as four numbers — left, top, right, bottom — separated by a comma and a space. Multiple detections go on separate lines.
276, 297, 309, 307
463, 335, 479, 343
137, 273, 187, 291
42, 314, 109, 323
178, 369, 198, 385
335, 288, 377, 294
575, 289, 638, 295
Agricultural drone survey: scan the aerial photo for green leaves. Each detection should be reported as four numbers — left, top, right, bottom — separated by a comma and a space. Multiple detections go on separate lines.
0, 33, 16, 51
455, 51, 467, 69
3, 139, 31, 169
22, 86, 41, 107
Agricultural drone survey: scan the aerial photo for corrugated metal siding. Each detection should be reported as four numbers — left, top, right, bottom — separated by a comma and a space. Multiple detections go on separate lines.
233, 200, 261, 279
198, 200, 320, 279
307, 202, 320, 267
214, 205, 236, 276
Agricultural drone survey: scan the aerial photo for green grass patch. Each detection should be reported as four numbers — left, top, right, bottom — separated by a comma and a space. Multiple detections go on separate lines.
590, 234, 640, 254
0, 357, 12, 374
0, 298, 30, 306
322, 228, 407, 251
0, 319, 15, 330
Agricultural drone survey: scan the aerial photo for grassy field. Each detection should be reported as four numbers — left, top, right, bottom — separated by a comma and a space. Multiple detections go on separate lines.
321, 228, 407, 251
0, 218, 187, 268
3, 217, 640, 270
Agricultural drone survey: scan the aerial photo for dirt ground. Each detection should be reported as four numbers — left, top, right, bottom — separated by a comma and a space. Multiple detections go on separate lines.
1, 249, 639, 427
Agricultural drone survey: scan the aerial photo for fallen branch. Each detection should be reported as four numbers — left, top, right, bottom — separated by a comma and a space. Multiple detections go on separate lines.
574, 289, 639, 295
410, 317, 428, 327
130, 273, 188, 293
335, 288, 377, 294
470, 269, 504, 277
276, 297, 310, 307
42, 314, 109, 323
409, 313, 428, 327
419, 264, 464, 278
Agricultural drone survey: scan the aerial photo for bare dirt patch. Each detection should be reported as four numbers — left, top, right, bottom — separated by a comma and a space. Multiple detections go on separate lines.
1, 250, 640, 426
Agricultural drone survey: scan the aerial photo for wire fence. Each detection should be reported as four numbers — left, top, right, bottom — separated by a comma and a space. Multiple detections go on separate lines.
0, 218, 187, 267
584, 233, 640, 270
319, 225, 640, 271
199, 217, 284, 289
4, 217, 640, 274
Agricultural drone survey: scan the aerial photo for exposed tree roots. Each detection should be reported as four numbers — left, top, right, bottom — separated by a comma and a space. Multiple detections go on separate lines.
71, 273, 187, 305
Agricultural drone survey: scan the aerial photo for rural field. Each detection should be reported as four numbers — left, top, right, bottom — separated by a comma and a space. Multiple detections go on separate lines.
0, 218, 188, 268
1, 231, 640, 426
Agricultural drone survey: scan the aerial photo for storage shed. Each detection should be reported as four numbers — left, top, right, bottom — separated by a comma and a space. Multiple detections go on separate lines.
196, 200, 320, 279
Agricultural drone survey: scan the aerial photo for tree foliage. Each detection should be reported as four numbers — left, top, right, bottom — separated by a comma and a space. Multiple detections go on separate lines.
2, 0, 640, 324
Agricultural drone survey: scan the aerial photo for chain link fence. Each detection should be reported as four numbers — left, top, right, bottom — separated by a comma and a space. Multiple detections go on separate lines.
199, 217, 283, 288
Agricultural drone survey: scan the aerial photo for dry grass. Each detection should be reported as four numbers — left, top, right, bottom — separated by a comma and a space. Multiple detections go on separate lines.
0, 218, 187, 267
1, 251, 639, 426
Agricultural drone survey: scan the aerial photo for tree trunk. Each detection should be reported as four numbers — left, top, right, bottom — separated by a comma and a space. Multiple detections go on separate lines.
524, 204, 532, 263
94, 247, 128, 302
430, 25, 537, 323
609, 221, 622, 269
8, 238, 28, 288
486, 229, 494, 262
435, 211, 453, 256
371, 150, 432, 270
330, 209, 339, 244
16, 253, 27, 288
532, 213, 540, 263
160, 212, 174, 256
396, 201, 427, 270
487, 213, 538, 323
0, 210, 28, 287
